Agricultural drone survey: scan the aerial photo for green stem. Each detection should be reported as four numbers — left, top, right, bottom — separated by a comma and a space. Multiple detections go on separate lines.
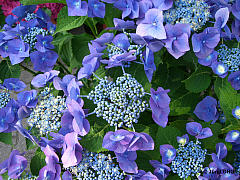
91, 18, 98, 37
19, 64, 37, 75
57, 60, 71, 74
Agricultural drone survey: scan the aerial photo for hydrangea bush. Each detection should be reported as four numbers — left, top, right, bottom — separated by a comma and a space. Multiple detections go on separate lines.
0, 0, 240, 179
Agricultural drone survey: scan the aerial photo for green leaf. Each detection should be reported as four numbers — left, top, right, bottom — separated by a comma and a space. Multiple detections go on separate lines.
0, 61, 21, 81
20, 0, 66, 5
54, 6, 87, 34
80, 123, 113, 153
104, 3, 122, 27
183, 67, 211, 93
26, 138, 37, 150
214, 77, 240, 125
155, 126, 182, 148
30, 148, 46, 176
170, 92, 200, 116
0, 133, 12, 145
71, 33, 94, 69
52, 32, 74, 53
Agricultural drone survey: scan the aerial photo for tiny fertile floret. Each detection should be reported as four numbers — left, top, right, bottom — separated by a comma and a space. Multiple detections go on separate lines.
87, 73, 148, 128
171, 140, 207, 179
67, 150, 126, 179
27, 87, 66, 135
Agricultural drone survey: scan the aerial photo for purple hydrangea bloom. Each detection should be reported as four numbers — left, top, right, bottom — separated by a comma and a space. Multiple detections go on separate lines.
66, 0, 88, 16
17, 90, 38, 108
192, 27, 220, 59
101, 50, 136, 68
225, 130, 240, 143
67, 99, 90, 136
31, 70, 60, 88
211, 61, 228, 78
127, 132, 154, 151
88, 0, 105, 18
232, 19, 240, 41
149, 87, 170, 127
160, 144, 176, 164
0, 107, 15, 133
35, 35, 54, 52
3, 78, 26, 92
62, 170, 72, 180
142, 47, 156, 82
232, 0, 240, 20
7, 39, 29, 65
107, 18, 136, 30
12, 5, 36, 21
194, 96, 219, 123
215, 143, 227, 160
198, 51, 218, 66
102, 129, 134, 153
149, 160, 171, 179
30, 50, 58, 72
136, 8, 166, 40
59, 111, 74, 136
112, 33, 130, 50
177, 134, 189, 146
78, 52, 103, 79
61, 132, 83, 168
152, 0, 173, 10
163, 23, 191, 59
39, 132, 64, 150
0, 150, 27, 179
114, 0, 140, 19
92, 33, 114, 47
214, 7, 229, 29
228, 71, 240, 90
38, 145, 61, 180
53, 75, 82, 96
186, 122, 213, 139
232, 106, 240, 119
115, 151, 138, 174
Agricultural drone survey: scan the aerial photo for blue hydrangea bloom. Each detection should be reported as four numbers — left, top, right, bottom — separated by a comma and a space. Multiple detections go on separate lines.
160, 144, 176, 164
3, 78, 26, 92
186, 122, 213, 139
31, 70, 59, 88
192, 27, 220, 59
88, 0, 105, 18
136, 8, 166, 40
35, 35, 54, 52
66, 0, 88, 16
194, 96, 219, 123
232, 106, 240, 119
228, 71, 240, 90
30, 50, 58, 72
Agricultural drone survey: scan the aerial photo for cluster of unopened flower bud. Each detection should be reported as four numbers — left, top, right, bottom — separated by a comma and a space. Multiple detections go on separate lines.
233, 151, 240, 174
27, 87, 66, 135
25, 13, 37, 21
217, 44, 240, 72
171, 140, 207, 179
68, 150, 125, 179
87, 74, 148, 128
164, 0, 211, 31
0, 89, 10, 109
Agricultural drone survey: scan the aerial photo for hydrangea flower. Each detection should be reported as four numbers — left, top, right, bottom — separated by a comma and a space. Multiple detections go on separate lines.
61, 132, 83, 168
152, 0, 173, 10
160, 144, 176, 164
87, 0, 105, 18
30, 50, 58, 72
0, 150, 27, 179
35, 35, 54, 52
211, 61, 228, 78
194, 96, 219, 123
149, 87, 170, 127
136, 8, 166, 40
177, 134, 189, 146
66, 0, 88, 16
186, 122, 213, 139
31, 70, 60, 88
228, 71, 240, 90
198, 51, 218, 66
163, 23, 191, 59
214, 7, 229, 29
192, 27, 220, 59
149, 160, 171, 179
2, 78, 26, 92
232, 106, 240, 119
102, 129, 134, 153
115, 151, 138, 173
